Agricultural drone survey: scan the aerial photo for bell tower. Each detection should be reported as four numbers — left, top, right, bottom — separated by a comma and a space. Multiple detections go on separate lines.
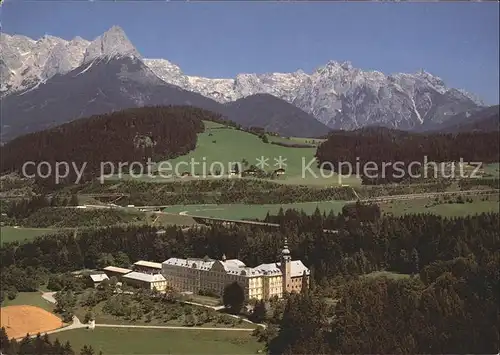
280, 237, 292, 294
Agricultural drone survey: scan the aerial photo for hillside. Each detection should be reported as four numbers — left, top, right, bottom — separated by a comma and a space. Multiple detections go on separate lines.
223, 94, 330, 137
0, 106, 212, 184
152, 121, 360, 186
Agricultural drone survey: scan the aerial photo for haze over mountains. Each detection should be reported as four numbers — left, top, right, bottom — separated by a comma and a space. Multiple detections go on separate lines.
1, 25, 491, 141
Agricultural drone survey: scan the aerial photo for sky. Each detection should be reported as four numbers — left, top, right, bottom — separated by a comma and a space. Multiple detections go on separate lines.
2, 1, 499, 104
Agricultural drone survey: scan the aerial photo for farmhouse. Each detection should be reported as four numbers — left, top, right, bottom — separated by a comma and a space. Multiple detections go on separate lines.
122, 271, 168, 292
161, 238, 309, 301
242, 169, 257, 177
274, 168, 286, 176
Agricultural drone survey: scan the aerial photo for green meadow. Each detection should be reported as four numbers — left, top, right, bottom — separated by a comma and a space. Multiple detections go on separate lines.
50, 328, 261, 355
146, 121, 361, 187
0, 226, 59, 244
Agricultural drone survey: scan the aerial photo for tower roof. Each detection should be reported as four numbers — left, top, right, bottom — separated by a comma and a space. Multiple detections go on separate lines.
282, 237, 290, 256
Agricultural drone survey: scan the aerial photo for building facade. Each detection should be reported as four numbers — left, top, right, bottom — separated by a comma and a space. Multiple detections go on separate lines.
122, 271, 168, 292
161, 238, 309, 300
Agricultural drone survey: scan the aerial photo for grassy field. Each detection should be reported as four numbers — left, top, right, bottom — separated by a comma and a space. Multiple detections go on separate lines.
163, 194, 499, 220
362, 271, 412, 280
133, 121, 361, 187
1, 292, 54, 313
163, 201, 349, 220
51, 328, 261, 355
483, 163, 500, 178
381, 195, 499, 217
152, 212, 198, 227
0, 226, 59, 244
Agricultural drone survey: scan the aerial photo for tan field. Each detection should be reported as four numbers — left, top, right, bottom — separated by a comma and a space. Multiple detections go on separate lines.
0, 305, 63, 339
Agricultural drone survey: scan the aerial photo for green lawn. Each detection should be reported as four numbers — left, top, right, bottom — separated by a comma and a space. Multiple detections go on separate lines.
163, 201, 349, 220
50, 328, 261, 355
0, 226, 59, 244
1, 292, 54, 312
187, 295, 222, 307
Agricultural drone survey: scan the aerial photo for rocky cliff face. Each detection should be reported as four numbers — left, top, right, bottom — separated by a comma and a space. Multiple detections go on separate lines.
1, 26, 484, 130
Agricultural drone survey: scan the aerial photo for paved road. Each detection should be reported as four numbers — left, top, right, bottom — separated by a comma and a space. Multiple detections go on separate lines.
95, 324, 255, 331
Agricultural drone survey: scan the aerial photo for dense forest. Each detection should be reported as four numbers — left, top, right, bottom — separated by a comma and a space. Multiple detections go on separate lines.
0, 207, 498, 353
316, 127, 500, 183
264, 252, 499, 354
1, 207, 498, 294
0, 106, 212, 185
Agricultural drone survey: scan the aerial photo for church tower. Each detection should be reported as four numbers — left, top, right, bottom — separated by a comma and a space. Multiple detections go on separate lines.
280, 237, 292, 294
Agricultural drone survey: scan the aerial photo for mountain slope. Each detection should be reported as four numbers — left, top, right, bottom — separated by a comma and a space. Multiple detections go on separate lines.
223, 94, 330, 137
1, 26, 486, 131
0, 55, 223, 142
423, 105, 500, 133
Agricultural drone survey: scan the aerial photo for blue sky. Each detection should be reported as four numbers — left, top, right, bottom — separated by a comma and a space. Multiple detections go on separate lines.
2, 1, 499, 104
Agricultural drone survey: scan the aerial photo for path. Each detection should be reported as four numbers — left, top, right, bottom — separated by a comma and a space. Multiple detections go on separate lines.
33, 291, 262, 339
95, 324, 254, 331
41, 291, 57, 304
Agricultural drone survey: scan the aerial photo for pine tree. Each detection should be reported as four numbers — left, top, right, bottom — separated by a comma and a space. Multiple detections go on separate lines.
80, 345, 95, 355
63, 340, 74, 355
0, 327, 10, 353
249, 300, 267, 323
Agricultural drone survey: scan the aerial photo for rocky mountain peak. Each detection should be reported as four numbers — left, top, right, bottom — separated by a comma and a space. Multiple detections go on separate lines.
83, 25, 140, 63
1, 26, 486, 131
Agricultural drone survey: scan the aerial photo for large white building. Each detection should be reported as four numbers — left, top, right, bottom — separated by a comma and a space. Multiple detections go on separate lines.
161, 238, 310, 300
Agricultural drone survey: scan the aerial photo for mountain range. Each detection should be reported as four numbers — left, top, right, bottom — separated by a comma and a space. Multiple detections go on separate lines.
0, 26, 491, 141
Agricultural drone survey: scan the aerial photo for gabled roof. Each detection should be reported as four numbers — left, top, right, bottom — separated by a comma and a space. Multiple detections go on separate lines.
89, 273, 109, 282
162, 257, 309, 278
256, 260, 310, 278
123, 271, 166, 283
134, 260, 162, 269
163, 257, 215, 271
103, 266, 132, 274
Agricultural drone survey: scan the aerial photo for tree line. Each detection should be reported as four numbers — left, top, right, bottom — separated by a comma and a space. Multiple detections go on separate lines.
1, 106, 210, 185
316, 127, 500, 183
0, 328, 98, 355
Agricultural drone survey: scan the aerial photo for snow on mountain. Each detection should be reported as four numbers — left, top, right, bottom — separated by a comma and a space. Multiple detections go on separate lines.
1, 26, 484, 129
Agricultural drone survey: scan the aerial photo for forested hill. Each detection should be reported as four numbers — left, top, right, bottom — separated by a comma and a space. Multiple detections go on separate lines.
0, 106, 213, 184
316, 126, 500, 181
